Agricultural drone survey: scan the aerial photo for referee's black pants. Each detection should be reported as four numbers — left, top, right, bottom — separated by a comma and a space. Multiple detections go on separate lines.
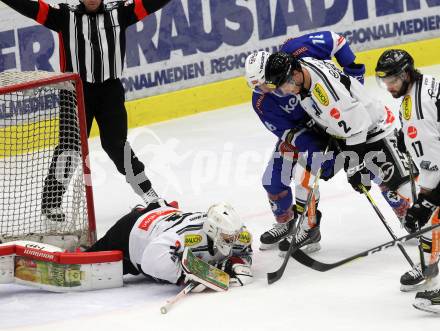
42, 79, 152, 210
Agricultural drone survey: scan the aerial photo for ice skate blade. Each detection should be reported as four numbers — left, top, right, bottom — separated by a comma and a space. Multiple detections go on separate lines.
259, 243, 278, 251
400, 278, 438, 292
413, 299, 440, 314
278, 242, 321, 258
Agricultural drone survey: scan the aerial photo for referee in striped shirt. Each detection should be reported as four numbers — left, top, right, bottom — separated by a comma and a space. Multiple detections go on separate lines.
1, 0, 172, 221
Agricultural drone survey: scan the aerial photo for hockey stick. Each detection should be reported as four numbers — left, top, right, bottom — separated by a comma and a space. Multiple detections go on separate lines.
267, 144, 330, 284
360, 184, 416, 268
291, 221, 440, 272
406, 151, 427, 272
160, 282, 197, 314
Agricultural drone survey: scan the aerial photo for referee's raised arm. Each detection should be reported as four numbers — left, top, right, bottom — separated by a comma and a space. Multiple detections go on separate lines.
118, 0, 172, 26
0, 0, 65, 31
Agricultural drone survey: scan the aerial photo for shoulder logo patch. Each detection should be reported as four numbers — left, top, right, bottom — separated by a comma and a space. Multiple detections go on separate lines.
313, 83, 329, 106
402, 95, 412, 121
184, 234, 203, 247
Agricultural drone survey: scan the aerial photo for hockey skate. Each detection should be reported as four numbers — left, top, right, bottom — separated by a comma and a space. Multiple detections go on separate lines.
400, 263, 439, 292
278, 210, 321, 255
278, 225, 321, 255
260, 208, 297, 250
260, 221, 295, 250
42, 207, 66, 223
413, 288, 440, 314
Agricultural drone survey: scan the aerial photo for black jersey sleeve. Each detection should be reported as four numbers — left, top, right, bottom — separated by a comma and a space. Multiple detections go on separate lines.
117, 0, 172, 27
1, 0, 66, 31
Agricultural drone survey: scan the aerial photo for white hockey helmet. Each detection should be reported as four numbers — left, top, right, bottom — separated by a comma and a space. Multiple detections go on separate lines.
203, 202, 244, 256
245, 51, 271, 89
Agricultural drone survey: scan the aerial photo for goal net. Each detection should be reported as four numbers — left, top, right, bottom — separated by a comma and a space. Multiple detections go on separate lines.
0, 71, 96, 250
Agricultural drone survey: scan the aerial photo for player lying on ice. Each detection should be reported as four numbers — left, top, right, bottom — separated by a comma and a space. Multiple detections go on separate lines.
86, 200, 253, 290
376, 49, 440, 313
0, 200, 253, 293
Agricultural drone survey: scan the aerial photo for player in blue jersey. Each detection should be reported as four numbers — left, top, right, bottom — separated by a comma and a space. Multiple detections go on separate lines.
245, 31, 366, 251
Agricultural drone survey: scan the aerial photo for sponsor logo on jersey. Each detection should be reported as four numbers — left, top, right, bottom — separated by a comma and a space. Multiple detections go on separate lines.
184, 234, 203, 246
238, 231, 251, 245
138, 209, 177, 231
402, 96, 412, 120
292, 46, 308, 57
407, 126, 417, 139
330, 108, 341, 119
313, 83, 329, 106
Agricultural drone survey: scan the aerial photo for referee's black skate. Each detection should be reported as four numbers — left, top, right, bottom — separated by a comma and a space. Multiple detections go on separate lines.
259, 208, 297, 250
42, 207, 66, 223
400, 263, 439, 292
413, 288, 440, 314
42, 207, 66, 233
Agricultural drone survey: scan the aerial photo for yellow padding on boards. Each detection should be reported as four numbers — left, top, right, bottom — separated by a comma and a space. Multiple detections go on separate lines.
0, 118, 59, 157
86, 36, 440, 137
356, 37, 440, 76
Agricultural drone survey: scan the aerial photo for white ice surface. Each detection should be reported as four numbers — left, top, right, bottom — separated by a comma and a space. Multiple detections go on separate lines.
2, 66, 440, 331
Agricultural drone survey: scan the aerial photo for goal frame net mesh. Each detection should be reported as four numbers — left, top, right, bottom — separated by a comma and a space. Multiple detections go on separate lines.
0, 71, 96, 250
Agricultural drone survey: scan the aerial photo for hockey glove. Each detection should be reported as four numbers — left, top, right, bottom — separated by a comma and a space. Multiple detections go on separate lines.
404, 193, 439, 233
346, 143, 371, 193
217, 256, 253, 287
347, 161, 371, 193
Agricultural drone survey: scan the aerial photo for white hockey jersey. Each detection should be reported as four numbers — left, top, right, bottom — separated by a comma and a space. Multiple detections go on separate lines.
400, 75, 440, 190
298, 57, 395, 146
128, 205, 252, 284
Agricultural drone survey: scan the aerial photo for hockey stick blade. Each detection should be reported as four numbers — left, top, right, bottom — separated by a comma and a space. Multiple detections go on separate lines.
267, 241, 300, 284
292, 222, 440, 272
160, 282, 196, 314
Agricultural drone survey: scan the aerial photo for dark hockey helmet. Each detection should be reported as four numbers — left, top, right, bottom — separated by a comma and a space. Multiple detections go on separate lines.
265, 52, 301, 88
375, 49, 414, 79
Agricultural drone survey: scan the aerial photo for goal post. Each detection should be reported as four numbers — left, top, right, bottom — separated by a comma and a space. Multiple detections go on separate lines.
0, 71, 96, 249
